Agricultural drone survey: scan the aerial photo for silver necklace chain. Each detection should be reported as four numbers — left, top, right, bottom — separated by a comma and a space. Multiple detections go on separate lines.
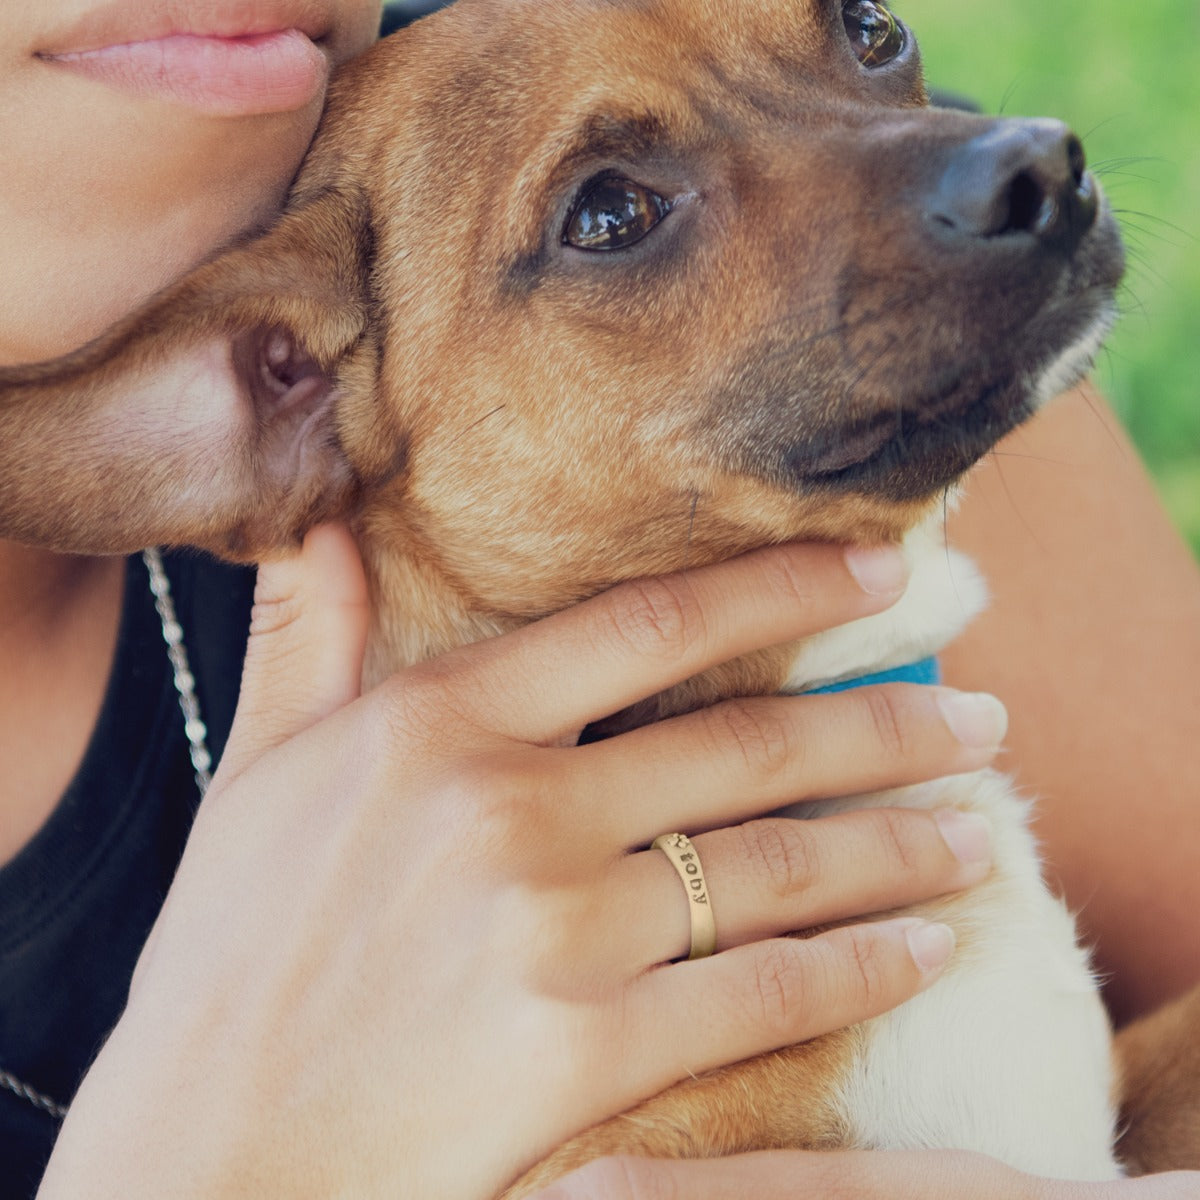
0, 548, 211, 1123
0, 1069, 67, 1121
142, 547, 213, 798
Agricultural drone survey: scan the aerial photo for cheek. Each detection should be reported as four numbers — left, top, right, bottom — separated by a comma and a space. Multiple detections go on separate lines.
0, 70, 324, 365
325, 1, 385, 66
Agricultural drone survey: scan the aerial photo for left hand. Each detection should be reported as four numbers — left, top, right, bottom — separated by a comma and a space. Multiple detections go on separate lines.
527, 1151, 1200, 1198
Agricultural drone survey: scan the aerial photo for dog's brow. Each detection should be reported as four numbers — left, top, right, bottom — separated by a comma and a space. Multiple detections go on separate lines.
553, 110, 677, 173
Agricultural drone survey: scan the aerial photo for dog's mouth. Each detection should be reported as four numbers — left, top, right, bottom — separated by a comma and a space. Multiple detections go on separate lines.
780, 278, 1120, 502
791, 378, 1030, 499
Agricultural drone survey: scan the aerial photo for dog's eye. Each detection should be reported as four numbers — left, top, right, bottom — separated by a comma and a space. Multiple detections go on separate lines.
842, 0, 906, 67
564, 177, 670, 251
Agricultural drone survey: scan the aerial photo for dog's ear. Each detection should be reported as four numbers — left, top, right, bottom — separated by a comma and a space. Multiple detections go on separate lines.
0, 185, 382, 560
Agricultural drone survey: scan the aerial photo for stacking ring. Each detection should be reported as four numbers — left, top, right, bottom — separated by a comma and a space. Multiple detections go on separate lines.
652, 832, 717, 960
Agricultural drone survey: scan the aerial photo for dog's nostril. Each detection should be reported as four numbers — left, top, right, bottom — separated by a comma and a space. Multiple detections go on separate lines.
928, 120, 1099, 252
1066, 134, 1087, 187
1002, 170, 1050, 236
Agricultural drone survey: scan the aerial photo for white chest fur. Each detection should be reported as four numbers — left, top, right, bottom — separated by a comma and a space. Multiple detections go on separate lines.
774, 521, 1122, 1179
799, 775, 1120, 1179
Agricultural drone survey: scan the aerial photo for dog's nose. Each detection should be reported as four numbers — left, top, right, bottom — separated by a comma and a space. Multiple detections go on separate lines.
927, 119, 1098, 251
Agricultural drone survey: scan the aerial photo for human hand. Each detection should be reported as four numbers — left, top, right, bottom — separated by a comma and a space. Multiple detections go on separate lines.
526, 1150, 1200, 1199
40, 527, 1003, 1200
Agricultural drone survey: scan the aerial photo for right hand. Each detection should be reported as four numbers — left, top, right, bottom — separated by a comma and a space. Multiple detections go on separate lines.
40, 526, 1002, 1200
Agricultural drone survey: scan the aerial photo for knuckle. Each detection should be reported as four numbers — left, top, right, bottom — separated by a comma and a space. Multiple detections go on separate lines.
373, 740, 550, 873
859, 686, 910, 760
709, 699, 796, 785
758, 550, 820, 612
507, 887, 598, 995
456, 757, 549, 863
372, 657, 496, 761
601, 575, 705, 663
839, 925, 889, 1011
737, 818, 819, 899
870, 807, 922, 878
246, 591, 304, 640
374, 666, 457, 750
749, 941, 810, 1038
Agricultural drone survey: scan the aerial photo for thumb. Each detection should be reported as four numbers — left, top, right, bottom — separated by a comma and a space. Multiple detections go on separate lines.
218, 523, 370, 782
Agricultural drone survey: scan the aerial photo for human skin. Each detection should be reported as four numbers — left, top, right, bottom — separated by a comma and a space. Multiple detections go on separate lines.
0, 0, 383, 365
529, 1149, 1200, 1198
0, 0, 382, 864
3, 2, 1196, 1195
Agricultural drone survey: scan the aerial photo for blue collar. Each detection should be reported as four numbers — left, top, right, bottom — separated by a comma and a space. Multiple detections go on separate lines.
801, 656, 940, 695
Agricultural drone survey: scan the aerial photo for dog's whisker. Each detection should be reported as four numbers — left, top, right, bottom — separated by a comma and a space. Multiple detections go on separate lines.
1090, 154, 1165, 173
1071, 380, 1131, 460
986, 446, 1047, 554
1114, 289, 1151, 324
1111, 209, 1194, 246
995, 74, 1025, 116
939, 486, 972, 615
682, 488, 700, 570
446, 404, 509, 450
1078, 113, 1132, 143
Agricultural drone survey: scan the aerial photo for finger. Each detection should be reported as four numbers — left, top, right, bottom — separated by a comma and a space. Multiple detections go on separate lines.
525, 1149, 1055, 1200
565, 684, 1008, 848
399, 542, 909, 746
625, 918, 955, 1095
218, 523, 369, 782
610, 807, 991, 967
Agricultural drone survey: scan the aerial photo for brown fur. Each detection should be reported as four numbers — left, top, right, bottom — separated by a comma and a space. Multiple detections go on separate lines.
507, 1029, 862, 1197
0, 0, 1191, 1191
1117, 984, 1200, 1175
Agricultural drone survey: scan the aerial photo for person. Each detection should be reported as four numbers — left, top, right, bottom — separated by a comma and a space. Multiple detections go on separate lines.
1, 3, 1196, 1198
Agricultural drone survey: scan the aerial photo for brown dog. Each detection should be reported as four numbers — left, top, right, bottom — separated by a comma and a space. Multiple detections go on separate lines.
1, 0, 1196, 1191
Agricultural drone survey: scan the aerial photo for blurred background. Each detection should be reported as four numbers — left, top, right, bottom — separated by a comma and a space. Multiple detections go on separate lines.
382, 0, 1199, 555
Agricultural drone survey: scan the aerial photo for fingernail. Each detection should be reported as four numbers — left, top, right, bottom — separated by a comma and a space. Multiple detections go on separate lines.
902, 919, 956, 974
933, 807, 992, 866
936, 690, 1008, 748
843, 545, 908, 596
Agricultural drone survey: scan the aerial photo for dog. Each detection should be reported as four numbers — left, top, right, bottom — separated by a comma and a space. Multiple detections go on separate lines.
2, 0, 1197, 1191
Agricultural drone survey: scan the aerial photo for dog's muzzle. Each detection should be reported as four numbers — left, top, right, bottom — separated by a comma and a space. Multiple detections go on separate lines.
752, 113, 1125, 505
927, 119, 1099, 254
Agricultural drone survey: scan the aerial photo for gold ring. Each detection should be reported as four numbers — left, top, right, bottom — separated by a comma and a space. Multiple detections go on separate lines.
652, 832, 717, 960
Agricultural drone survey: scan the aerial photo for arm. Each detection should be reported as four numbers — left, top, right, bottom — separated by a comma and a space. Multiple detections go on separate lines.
941, 382, 1200, 1025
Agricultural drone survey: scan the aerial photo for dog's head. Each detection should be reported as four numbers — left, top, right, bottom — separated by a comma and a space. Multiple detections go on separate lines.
0, 0, 1123, 660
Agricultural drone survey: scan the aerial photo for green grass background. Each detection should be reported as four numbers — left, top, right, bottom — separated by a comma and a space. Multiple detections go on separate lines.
904, 0, 1200, 554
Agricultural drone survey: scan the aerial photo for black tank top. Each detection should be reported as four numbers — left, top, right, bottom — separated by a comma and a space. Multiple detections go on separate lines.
0, 552, 253, 1197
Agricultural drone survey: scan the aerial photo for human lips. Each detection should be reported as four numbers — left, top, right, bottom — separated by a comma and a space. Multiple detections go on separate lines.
37, 1, 337, 117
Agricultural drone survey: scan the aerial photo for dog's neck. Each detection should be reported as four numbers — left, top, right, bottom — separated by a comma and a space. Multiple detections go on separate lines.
360, 514, 986, 723
782, 518, 986, 696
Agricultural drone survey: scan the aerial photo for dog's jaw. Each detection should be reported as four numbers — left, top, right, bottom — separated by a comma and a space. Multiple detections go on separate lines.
1025, 298, 1119, 414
